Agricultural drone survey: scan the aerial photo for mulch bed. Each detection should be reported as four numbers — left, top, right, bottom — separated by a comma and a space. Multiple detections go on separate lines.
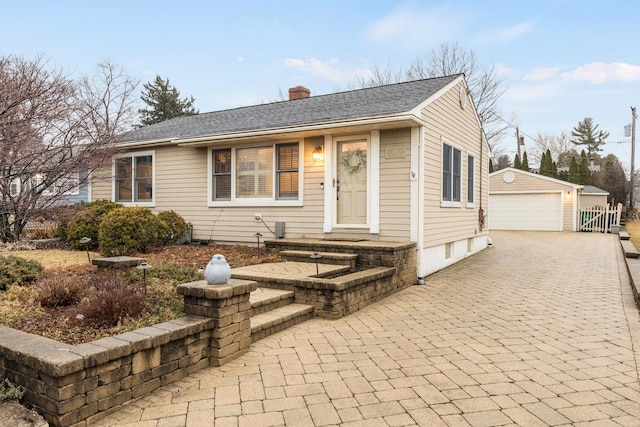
3, 242, 283, 345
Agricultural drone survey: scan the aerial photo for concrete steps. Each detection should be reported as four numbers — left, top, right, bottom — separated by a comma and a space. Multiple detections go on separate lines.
249, 288, 313, 342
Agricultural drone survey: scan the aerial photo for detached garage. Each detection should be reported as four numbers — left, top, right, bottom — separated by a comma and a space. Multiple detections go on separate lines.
489, 168, 581, 232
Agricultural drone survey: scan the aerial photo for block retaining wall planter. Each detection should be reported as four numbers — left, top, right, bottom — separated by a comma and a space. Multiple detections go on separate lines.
0, 279, 255, 427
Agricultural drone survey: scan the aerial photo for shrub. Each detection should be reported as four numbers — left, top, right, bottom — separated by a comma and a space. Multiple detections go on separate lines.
65, 200, 121, 249
0, 255, 44, 290
52, 202, 90, 241
124, 262, 202, 286
79, 274, 145, 326
36, 274, 87, 308
98, 207, 167, 256
0, 378, 25, 401
157, 210, 189, 244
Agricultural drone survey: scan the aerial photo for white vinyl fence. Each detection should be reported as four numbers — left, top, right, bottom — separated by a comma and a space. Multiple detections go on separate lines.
577, 203, 622, 233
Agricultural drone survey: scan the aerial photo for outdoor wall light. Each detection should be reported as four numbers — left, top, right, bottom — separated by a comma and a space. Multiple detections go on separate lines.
312, 145, 324, 161
565, 191, 572, 199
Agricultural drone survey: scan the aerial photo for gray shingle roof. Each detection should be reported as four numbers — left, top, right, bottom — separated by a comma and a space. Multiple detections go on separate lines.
122, 75, 461, 143
582, 184, 608, 194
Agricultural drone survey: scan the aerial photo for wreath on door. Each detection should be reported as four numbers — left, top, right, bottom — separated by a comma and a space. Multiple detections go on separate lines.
341, 148, 367, 174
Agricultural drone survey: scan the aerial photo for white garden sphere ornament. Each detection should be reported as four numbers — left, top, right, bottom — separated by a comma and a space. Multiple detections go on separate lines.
204, 254, 232, 285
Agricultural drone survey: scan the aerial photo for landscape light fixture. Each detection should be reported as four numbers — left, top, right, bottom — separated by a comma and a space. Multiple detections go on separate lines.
254, 232, 263, 251
136, 261, 153, 296
79, 237, 92, 263
312, 145, 324, 161
310, 252, 322, 277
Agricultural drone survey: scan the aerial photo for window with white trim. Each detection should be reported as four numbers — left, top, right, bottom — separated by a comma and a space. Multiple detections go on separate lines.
467, 154, 475, 204
211, 142, 299, 202
212, 149, 232, 200
442, 143, 461, 203
114, 152, 154, 204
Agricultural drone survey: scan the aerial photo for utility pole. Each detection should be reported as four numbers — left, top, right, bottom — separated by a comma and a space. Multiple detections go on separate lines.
516, 126, 521, 159
631, 107, 636, 210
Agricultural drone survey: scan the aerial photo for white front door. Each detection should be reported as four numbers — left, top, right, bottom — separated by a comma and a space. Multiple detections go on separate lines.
336, 138, 368, 226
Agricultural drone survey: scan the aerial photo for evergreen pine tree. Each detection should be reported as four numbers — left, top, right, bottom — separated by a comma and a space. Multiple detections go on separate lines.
571, 117, 609, 157
138, 75, 198, 126
568, 157, 580, 183
540, 149, 552, 177
539, 150, 548, 176
521, 151, 529, 171
551, 158, 558, 178
579, 150, 591, 185
514, 153, 521, 169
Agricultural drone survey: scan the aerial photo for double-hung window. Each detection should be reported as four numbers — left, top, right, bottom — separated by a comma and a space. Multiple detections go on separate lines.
467, 154, 475, 205
442, 142, 461, 204
114, 152, 154, 204
211, 142, 300, 204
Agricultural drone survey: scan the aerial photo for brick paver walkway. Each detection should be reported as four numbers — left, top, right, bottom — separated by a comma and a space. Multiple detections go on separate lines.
95, 231, 640, 426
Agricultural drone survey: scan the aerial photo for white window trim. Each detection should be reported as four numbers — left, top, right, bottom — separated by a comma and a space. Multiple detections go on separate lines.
112, 150, 156, 207
466, 152, 476, 208
207, 141, 303, 208
441, 138, 462, 208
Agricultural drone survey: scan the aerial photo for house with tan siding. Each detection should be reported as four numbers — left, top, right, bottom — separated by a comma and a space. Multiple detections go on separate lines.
91, 74, 490, 277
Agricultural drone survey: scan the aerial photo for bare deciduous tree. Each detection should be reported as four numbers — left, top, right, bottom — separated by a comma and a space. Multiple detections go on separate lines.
530, 131, 572, 167
357, 42, 513, 152
0, 55, 139, 242
356, 63, 404, 88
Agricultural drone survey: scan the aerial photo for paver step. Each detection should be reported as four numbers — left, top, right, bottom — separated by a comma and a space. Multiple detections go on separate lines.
619, 230, 630, 240
621, 239, 640, 258
251, 303, 314, 342
250, 287, 295, 316
279, 250, 358, 268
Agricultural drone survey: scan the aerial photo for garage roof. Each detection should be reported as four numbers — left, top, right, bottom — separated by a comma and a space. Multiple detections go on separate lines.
489, 168, 582, 190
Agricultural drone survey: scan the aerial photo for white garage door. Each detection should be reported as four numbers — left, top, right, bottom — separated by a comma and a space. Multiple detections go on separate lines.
489, 193, 562, 231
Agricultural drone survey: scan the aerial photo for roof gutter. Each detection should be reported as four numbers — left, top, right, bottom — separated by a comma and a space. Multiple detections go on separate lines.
114, 137, 178, 149
175, 114, 427, 147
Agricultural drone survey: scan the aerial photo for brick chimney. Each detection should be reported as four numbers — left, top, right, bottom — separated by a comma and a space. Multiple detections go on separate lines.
288, 85, 311, 100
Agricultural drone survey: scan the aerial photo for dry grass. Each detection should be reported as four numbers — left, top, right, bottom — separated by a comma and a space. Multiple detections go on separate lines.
625, 220, 640, 250
3, 250, 100, 271
1, 243, 283, 344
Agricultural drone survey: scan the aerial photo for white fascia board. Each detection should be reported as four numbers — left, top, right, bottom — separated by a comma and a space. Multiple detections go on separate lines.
490, 167, 583, 190
408, 75, 465, 116
115, 138, 178, 149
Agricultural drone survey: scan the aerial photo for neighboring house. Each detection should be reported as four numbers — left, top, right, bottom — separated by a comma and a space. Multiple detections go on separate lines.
91, 75, 490, 277
489, 168, 610, 232
6, 172, 90, 205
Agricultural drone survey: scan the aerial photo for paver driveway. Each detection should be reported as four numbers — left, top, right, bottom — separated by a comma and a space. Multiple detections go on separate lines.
95, 231, 640, 426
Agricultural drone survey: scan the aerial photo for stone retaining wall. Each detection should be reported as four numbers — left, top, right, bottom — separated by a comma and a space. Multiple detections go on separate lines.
0, 279, 255, 427
263, 239, 417, 318
265, 239, 417, 292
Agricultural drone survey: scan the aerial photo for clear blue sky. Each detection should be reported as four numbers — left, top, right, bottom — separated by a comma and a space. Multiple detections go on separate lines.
2, 0, 639, 167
